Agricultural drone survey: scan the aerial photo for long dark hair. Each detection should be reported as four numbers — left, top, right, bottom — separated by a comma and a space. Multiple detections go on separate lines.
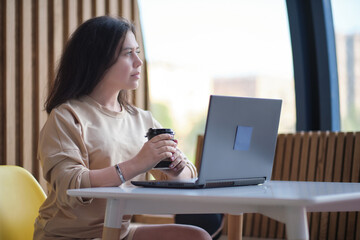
45, 16, 138, 114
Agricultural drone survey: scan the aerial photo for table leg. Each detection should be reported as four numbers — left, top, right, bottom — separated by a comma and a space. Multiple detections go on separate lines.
259, 206, 309, 240
227, 214, 243, 240
284, 206, 309, 240
102, 227, 122, 240
102, 199, 125, 240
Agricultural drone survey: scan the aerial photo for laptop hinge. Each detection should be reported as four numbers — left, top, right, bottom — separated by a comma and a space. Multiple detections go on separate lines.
204, 177, 266, 188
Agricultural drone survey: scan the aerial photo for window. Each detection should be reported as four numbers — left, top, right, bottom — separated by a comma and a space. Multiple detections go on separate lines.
331, 0, 360, 131
139, 0, 295, 162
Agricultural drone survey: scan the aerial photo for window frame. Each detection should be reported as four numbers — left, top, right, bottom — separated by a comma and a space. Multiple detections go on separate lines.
287, 0, 340, 131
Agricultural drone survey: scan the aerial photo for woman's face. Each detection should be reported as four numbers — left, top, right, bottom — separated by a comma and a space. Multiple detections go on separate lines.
101, 31, 143, 91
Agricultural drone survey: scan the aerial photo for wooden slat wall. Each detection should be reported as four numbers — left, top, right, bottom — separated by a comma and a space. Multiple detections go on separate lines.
241, 131, 360, 240
0, 0, 147, 190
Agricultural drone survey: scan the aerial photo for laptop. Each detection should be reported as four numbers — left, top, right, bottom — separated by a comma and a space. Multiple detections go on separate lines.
131, 95, 282, 188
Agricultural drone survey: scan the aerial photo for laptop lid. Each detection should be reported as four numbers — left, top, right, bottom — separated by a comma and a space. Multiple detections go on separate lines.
196, 95, 282, 186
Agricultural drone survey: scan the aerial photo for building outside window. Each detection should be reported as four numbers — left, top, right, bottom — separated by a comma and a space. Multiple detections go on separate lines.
331, 0, 360, 131
139, 0, 295, 162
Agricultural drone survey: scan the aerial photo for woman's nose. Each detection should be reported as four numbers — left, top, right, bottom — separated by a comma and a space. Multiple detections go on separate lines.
134, 54, 143, 68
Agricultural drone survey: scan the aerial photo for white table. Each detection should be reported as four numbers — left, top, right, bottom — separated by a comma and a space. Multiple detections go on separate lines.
67, 181, 360, 240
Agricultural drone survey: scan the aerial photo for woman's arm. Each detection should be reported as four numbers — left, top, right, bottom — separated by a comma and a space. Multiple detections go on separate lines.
89, 133, 177, 187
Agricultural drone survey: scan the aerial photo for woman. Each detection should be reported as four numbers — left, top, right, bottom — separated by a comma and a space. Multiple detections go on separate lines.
34, 16, 211, 240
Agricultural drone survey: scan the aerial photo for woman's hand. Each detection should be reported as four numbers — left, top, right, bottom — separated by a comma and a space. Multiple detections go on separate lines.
132, 134, 177, 173
161, 147, 190, 178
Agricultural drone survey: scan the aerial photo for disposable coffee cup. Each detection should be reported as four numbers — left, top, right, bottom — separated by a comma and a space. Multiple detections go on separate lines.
145, 128, 175, 169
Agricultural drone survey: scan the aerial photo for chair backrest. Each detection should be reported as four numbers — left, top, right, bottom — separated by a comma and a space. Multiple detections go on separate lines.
195, 131, 360, 240
0, 165, 46, 240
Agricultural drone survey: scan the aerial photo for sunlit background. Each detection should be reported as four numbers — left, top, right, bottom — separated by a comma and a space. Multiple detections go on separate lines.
138, 0, 360, 163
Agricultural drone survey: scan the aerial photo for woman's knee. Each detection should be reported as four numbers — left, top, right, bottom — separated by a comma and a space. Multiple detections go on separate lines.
180, 225, 212, 240
132, 224, 212, 240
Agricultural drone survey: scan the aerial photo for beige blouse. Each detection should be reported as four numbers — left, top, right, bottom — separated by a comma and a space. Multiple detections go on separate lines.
34, 96, 197, 239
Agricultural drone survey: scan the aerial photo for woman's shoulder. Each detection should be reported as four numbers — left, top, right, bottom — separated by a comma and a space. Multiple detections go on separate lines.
47, 99, 88, 125
131, 107, 154, 119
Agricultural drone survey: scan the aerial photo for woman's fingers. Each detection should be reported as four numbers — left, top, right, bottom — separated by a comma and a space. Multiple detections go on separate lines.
168, 149, 186, 171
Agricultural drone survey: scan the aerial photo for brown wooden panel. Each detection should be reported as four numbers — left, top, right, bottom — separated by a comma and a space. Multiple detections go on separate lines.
243, 131, 360, 239
35, 0, 49, 186
352, 133, 360, 239
289, 132, 302, 181
242, 213, 253, 237
315, 131, 327, 182
121, 0, 132, 19
339, 133, 355, 240
310, 132, 327, 240
319, 132, 336, 240
328, 132, 345, 240
0, 0, 5, 165
53, 0, 63, 70
259, 215, 270, 238
337, 133, 354, 239
275, 134, 293, 239
81, 0, 92, 22
306, 132, 319, 181
281, 134, 294, 181
94, 0, 106, 16
5, 0, 17, 166
266, 134, 285, 239
194, 135, 204, 173
318, 212, 330, 240
20, 0, 34, 173
298, 132, 310, 181
107, 0, 119, 16
272, 134, 286, 180
251, 213, 261, 238
324, 132, 336, 182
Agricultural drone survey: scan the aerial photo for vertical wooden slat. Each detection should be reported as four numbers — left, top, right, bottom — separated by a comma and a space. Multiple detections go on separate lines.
35, 0, 49, 187
275, 134, 293, 239
53, 0, 63, 71
266, 134, 285, 239
250, 213, 261, 238
133, 0, 148, 109
94, 0, 106, 16
337, 133, 354, 239
67, 0, 78, 37
318, 132, 336, 240
281, 134, 294, 181
107, 0, 119, 16
298, 132, 310, 181
5, 0, 17, 166
81, 0, 92, 22
63, 0, 69, 46
352, 133, 360, 239
310, 132, 327, 240
259, 215, 270, 238
0, 0, 5, 165
290, 132, 303, 181
328, 132, 345, 240
315, 132, 327, 182
306, 132, 319, 181
304, 133, 317, 238
20, 0, 34, 173
121, 0, 131, 19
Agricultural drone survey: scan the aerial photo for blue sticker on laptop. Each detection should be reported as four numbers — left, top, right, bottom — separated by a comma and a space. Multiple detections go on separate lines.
233, 125, 253, 151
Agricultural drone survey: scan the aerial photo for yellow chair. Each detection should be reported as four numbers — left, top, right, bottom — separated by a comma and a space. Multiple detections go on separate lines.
0, 165, 46, 240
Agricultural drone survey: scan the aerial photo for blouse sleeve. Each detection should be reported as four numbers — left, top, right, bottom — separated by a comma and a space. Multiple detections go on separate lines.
38, 106, 92, 208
